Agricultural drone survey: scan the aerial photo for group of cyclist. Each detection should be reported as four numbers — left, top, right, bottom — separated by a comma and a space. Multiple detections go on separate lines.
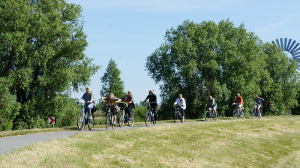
78, 87, 264, 125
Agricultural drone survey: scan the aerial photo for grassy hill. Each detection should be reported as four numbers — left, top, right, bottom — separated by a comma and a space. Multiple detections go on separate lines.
0, 116, 299, 167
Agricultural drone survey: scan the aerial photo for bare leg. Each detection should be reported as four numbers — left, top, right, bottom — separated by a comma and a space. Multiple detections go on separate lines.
113, 115, 117, 124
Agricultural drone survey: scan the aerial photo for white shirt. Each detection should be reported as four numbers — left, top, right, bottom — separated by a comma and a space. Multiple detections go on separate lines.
174, 98, 186, 110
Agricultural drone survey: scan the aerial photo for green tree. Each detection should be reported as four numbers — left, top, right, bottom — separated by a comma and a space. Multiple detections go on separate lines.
100, 58, 126, 99
146, 19, 298, 119
262, 43, 299, 115
0, 0, 99, 129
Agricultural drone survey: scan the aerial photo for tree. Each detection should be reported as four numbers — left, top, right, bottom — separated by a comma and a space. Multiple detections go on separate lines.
262, 43, 299, 115
100, 58, 126, 99
0, 0, 100, 129
145, 19, 299, 119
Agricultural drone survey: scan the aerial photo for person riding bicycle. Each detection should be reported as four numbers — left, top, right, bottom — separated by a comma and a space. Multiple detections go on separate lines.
122, 91, 134, 120
77, 87, 95, 119
143, 89, 158, 124
205, 96, 217, 116
251, 94, 264, 117
101, 93, 121, 125
173, 94, 186, 119
233, 93, 244, 113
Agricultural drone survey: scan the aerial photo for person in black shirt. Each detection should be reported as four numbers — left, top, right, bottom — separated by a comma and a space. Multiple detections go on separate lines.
251, 94, 264, 116
143, 89, 158, 124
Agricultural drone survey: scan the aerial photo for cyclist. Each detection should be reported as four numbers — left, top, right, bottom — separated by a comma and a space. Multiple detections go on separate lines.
205, 96, 217, 116
233, 93, 244, 113
77, 87, 95, 119
173, 94, 186, 120
101, 93, 121, 125
251, 94, 264, 117
122, 91, 134, 120
143, 89, 158, 124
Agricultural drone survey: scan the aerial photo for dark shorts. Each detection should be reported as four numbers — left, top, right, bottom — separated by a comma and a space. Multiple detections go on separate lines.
107, 108, 117, 115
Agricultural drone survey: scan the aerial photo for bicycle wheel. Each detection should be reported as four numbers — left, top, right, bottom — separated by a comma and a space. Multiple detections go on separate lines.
106, 113, 110, 130
174, 111, 178, 123
119, 110, 125, 127
111, 115, 115, 130
181, 112, 184, 123
214, 111, 219, 121
88, 113, 95, 130
205, 111, 211, 121
251, 109, 256, 119
129, 111, 134, 126
145, 112, 151, 126
77, 112, 85, 131
233, 110, 238, 119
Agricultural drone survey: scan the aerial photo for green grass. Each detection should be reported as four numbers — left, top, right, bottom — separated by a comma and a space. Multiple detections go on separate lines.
1, 116, 300, 167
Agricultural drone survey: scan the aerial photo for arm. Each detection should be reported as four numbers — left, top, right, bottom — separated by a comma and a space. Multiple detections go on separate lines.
143, 95, 149, 103
173, 98, 178, 106
154, 94, 157, 103
115, 98, 122, 103
129, 96, 134, 104
182, 99, 186, 108
90, 92, 94, 103
101, 97, 107, 102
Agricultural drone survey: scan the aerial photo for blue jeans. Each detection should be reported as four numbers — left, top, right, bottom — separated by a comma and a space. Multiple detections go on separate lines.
84, 104, 94, 116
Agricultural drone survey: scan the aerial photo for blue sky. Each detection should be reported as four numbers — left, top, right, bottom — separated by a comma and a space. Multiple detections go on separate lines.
68, 0, 300, 104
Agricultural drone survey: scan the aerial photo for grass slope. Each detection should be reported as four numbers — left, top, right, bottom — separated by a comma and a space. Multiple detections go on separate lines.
0, 117, 300, 167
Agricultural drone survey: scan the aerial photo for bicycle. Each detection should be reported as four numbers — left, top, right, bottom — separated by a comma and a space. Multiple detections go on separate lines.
145, 103, 156, 126
174, 105, 185, 123
104, 104, 117, 130
251, 104, 263, 119
118, 102, 134, 127
232, 103, 245, 119
77, 102, 95, 131
205, 107, 219, 121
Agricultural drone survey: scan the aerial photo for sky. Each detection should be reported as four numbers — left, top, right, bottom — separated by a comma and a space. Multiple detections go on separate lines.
68, 0, 300, 104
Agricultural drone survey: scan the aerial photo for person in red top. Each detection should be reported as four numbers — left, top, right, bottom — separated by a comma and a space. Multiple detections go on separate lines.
233, 93, 244, 112
122, 91, 134, 120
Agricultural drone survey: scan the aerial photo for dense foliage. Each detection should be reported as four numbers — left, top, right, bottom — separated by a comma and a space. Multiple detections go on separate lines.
0, 0, 99, 130
146, 20, 299, 119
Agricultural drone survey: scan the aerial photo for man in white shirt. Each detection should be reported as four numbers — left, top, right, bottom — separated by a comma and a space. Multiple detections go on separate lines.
173, 94, 186, 120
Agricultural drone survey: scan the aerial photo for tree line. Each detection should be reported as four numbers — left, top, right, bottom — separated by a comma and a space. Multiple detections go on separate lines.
145, 20, 300, 119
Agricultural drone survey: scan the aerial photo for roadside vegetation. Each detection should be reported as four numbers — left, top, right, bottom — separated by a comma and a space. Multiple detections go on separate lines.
0, 116, 299, 167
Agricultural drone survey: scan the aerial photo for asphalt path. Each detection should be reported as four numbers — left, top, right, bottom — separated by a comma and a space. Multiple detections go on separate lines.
0, 121, 200, 155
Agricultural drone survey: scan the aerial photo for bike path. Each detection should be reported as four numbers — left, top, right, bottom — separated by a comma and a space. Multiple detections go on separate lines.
0, 121, 200, 155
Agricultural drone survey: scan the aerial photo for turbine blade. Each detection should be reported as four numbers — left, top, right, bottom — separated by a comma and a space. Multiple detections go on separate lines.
288, 40, 296, 51
280, 38, 284, 50
286, 39, 292, 52
284, 38, 287, 51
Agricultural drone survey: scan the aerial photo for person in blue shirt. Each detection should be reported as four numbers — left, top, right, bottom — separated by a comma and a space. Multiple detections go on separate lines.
251, 94, 264, 116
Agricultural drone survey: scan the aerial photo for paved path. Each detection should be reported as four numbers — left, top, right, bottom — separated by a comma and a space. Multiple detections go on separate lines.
0, 121, 199, 155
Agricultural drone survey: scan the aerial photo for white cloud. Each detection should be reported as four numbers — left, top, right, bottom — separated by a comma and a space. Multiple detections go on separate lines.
255, 18, 291, 33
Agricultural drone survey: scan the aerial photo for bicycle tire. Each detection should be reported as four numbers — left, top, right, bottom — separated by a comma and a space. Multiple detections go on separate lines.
205, 111, 211, 121
111, 114, 115, 130
233, 110, 238, 119
129, 111, 134, 126
106, 113, 110, 130
174, 111, 178, 123
181, 112, 184, 123
119, 110, 125, 127
251, 109, 256, 119
241, 110, 245, 119
88, 113, 95, 130
77, 112, 85, 131
214, 111, 219, 121
145, 112, 151, 126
